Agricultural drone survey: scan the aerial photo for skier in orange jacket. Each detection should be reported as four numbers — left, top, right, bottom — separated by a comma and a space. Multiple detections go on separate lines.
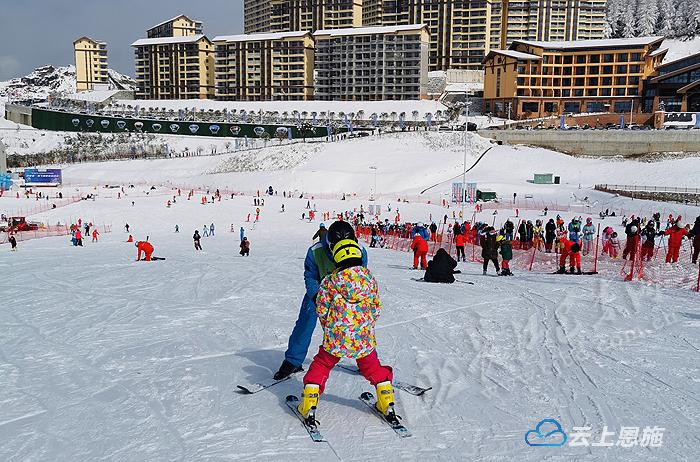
136, 240, 154, 261
92, 229, 99, 242
558, 238, 581, 274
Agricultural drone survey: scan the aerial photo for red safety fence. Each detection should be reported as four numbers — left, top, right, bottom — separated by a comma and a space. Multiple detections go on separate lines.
1, 196, 83, 217
1, 224, 112, 245
357, 222, 700, 292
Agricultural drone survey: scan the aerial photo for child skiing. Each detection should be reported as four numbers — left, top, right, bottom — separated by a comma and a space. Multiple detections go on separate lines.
582, 218, 595, 255
558, 238, 582, 274
499, 233, 513, 276
295, 221, 395, 427
240, 237, 250, 256
193, 230, 202, 250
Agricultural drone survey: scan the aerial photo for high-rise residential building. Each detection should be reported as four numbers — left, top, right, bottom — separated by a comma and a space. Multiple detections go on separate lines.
482, 36, 665, 118
73, 37, 108, 91
244, 0, 363, 34
499, 0, 608, 49
133, 16, 213, 100
213, 31, 315, 101
147, 14, 203, 38
245, 0, 608, 71
313, 25, 429, 100
362, 0, 500, 71
132, 35, 214, 100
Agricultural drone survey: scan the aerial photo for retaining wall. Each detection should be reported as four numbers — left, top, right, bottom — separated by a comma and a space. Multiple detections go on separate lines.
479, 129, 700, 156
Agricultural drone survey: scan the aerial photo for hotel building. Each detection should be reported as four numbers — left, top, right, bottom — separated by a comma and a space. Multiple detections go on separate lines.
213, 31, 315, 101
313, 24, 429, 100
482, 37, 666, 118
74, 37, 108, 92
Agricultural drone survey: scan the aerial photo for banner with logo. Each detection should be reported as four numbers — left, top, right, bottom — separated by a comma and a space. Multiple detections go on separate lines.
24, 168, 62, 185
452, 182, 464, 203
466, 182, 477, 204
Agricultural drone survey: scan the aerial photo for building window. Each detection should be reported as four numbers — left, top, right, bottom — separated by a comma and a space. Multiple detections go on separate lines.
590, 55, 600, 63
617, 65, 628, 73
603, 54, 614, 63
616, 76, 627, 85
588, 66, 599, 75
628, 64, 640, 73
614, 101, 632, 112
587, 89, 598, 96
564, 55, 573, 64
522, 102, 539, 113
602, 65, 613, 74
544, 102, 558, 113
630, 53, 641, 61
564, 102, 581, 113
496, 68, 501, 98
588, 77, 598, 86
617, 53, 628, 62
615, 88, 627, 96
576, 55, 587, 64
586, 101, 605, 112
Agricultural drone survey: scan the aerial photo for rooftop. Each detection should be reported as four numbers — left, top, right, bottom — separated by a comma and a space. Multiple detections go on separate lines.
213, 31, 311, 43
74, 36, 106, 45
314, 24, 427, 37
485, 49, 542, 62
131, 34, 207, 47
512, 36, 665, 51
148, 14, 202, 31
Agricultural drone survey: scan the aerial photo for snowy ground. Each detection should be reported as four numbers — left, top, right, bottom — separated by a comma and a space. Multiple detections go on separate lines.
1, 187, 699, 461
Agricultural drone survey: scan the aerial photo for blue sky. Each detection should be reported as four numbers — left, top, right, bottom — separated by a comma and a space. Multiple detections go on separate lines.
0, 0, 244, 80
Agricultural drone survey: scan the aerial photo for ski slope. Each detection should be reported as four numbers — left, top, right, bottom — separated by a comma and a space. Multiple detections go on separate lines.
1, 180, 699, 461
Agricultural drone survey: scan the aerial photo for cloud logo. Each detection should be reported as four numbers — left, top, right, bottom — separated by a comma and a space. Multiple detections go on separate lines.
209, 124, 220, 134
170, 124, 180, 133
253, 126, 265, 136
525, 419, 567, 447
134, 121, 144, 130
230, 125, 240, 135
189, 124, 200, 133
71, 118, 80, 127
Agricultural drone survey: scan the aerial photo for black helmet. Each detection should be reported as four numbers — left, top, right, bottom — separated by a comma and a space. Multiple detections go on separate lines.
327, 220, 356, 249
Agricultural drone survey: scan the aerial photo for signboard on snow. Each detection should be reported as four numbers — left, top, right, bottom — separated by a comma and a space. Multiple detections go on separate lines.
23, 168, 62, 185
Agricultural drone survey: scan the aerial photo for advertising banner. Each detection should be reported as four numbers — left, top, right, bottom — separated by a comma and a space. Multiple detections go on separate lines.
24, 168, 62, 185
452, 182, 464, 203
466, 182, 477, 204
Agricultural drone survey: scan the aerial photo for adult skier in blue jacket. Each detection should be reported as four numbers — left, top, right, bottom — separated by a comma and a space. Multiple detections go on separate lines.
274, 222, 369, 380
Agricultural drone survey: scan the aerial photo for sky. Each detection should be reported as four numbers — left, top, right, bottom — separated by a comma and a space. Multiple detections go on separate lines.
0, 0, 244, 80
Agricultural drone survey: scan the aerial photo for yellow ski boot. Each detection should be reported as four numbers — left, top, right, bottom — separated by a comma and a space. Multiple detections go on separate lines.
297, 384, 320, 422
375, 381, 398, 421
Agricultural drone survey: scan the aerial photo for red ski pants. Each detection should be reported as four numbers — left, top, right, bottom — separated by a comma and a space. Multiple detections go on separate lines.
641, 244, 654, 261
666, 245, 680, 263
502, 259, 510, 269
303, 346, 393, 395
413, 250, 428, 269
560, 251, 580, 268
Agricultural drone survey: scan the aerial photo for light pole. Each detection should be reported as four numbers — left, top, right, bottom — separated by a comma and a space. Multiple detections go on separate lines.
460, 95, 472, 218
369, 166, 378, 200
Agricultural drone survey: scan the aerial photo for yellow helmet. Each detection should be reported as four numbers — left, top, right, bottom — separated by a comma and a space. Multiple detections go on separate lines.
332, 238, 362, 264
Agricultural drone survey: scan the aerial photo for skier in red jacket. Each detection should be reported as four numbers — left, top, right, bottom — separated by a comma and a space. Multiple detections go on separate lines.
136, 240, 154, 261
410, 234, 429, 270
558, 238, 581, 274
664, 221, 688, 263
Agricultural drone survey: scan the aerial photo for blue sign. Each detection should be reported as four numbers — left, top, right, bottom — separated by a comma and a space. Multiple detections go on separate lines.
24, 168, 62, 185
0, 173, 12, 190
525, 418, 568, 447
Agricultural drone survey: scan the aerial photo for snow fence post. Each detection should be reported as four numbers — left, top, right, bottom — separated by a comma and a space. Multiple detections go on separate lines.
528, 241, 536, 271
593, 223, 600, 274
695, 263, 700, 292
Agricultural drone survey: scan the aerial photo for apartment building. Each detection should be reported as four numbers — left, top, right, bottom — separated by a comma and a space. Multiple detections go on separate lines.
147, 15, 203, 38
244, 0, 363, 34
132, 35, 214, 99
313, 24, 429, 101
499, 0, 608, 48
482, 36, 666, 118
644, 51, 700, 113
74, 37, 108, 91
213, 31, 314, 101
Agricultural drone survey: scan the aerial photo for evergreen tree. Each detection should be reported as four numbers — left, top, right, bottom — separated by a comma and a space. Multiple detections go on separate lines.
636, 0, 658, 36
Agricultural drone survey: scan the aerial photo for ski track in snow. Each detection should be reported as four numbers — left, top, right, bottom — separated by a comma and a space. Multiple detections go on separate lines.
0, 186, 699, 461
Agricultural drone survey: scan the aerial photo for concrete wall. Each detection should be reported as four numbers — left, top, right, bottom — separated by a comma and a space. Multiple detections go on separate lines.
4, 104, 32, 126
478, 129, 700, 156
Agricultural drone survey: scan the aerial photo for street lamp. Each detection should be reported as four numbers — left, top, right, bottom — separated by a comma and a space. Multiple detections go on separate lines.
369, 166, 378, 200
457, 96, 472, 217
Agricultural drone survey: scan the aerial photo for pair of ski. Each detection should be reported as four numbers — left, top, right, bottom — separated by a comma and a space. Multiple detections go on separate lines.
237, 364, 430, 441
236, 364, 431, 397
285, 390, 410, 442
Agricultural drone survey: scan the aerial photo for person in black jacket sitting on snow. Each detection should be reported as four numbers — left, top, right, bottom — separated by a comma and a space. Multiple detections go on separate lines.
424, 248, 458, 283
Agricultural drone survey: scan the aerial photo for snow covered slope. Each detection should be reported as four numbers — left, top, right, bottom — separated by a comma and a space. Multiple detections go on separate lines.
0, 187, 698, 461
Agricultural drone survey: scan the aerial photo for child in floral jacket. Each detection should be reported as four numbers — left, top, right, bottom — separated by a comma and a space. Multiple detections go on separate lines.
296, 220, 396, 422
